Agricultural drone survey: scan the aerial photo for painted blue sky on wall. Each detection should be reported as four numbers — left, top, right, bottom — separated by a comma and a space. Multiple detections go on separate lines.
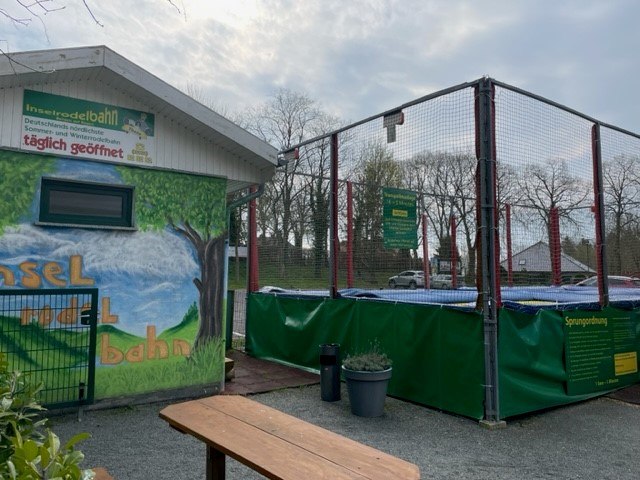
0, 159, 200, 336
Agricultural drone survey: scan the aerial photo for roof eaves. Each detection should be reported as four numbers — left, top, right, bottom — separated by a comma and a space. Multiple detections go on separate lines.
1, 45, 278, 169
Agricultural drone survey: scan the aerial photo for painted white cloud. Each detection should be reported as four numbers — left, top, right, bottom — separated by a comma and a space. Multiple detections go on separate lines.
0, 224, 198, 279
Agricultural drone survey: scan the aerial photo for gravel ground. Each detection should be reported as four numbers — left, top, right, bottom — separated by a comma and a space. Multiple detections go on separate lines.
49, 384, 640, 479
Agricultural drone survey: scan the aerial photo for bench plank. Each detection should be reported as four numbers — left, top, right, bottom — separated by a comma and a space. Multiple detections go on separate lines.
162, 402, 368, 479
160, 396, 419, 480
91, 467, 114, 480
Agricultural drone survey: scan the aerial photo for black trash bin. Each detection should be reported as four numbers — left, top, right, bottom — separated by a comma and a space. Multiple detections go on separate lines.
319, 343, 341, 402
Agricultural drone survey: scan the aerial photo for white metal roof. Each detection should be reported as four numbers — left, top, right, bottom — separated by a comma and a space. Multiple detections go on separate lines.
0, 45, 278, 183
501, 241, 595, 273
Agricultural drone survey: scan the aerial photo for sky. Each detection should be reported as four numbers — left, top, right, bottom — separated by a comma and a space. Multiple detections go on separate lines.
3, 0, 640, 134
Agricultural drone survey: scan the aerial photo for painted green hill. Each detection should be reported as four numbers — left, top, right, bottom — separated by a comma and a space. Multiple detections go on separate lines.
0, 315, 87, 371
97, 323, 144, 341
158, 302, 198, 341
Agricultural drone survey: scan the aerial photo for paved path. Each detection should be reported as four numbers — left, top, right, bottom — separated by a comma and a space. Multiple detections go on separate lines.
223, 350, 319, 395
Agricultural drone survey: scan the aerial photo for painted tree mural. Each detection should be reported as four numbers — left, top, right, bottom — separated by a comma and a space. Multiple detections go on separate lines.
0, 151, 55, 232
117, 167, 227, 350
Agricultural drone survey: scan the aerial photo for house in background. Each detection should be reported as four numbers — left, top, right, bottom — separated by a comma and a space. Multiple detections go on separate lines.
501, 241, 595, 285
0, 45, 277, 406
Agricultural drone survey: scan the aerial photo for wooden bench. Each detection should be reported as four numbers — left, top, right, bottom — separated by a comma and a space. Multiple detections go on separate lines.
159, 395, 420, 480
91, 467, 114, 480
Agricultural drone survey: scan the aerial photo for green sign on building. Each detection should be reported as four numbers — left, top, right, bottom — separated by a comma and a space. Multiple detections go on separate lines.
22, 90, 156, 165
564, 309, 639, 396
382, 188, 417, 249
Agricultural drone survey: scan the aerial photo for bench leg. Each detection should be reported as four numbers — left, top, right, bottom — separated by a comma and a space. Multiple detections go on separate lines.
206, 445, 225, 480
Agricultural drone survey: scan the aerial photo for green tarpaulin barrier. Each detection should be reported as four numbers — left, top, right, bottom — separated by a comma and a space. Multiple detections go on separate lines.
246, 293, 640, 420
498, 306, 640, 418
247, 293, 485, 419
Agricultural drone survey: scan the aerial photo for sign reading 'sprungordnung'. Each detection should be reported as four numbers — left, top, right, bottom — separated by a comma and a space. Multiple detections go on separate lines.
21, 90, 155, 165
383, 188, 417, 249
564, 309, 639, 396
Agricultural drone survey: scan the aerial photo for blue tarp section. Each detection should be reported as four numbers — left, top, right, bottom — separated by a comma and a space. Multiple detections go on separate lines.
260, 285, 640, 314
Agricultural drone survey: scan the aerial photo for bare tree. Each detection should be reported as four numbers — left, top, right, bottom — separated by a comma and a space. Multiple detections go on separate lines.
243, 89, 323, 278
405, 152, 452, 244
516, 158, 590, 229
2, 1, 183, 43
404, 151, 477, 280
603, 154, 640, 274
496, 162, 524, 218
515, 157, 591, 267
293, 112, 341, 277
183, 83, 236, 121
351, 141, 402, 280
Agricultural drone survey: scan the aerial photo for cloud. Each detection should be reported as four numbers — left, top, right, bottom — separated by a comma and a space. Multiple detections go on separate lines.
4, 0, 640, 133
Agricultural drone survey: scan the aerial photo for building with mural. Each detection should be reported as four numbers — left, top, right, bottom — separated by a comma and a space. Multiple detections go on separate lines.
0, 46, 277, 406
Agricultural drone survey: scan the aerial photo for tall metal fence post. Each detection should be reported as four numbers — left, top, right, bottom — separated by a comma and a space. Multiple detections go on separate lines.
477, 77, 503, 426
591, 124, 609, 306
346, 181, 354, 288
505, 204, 513, 287
248, 187, 259, 293
422, 214, 430, 289
549, 207, 562, 286
450, 215, 458, 288
330, 133, 340, 298
226, 289, 235, 349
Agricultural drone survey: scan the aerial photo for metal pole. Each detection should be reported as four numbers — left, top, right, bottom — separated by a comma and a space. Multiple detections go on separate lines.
477, 77, 502, 426
347, 181, 354, 288
506, 204, 513, 287
422, 214, 430, 289
330, 133, 340, 298
591, 124, 609, 306
550, 207, 562, 286
450, 215, 457, 288
248, 187, 259, 293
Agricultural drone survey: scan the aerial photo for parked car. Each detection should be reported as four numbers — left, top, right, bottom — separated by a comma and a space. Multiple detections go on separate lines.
430, 274, 453, 289
388, 270, 425, 289
575, 275, 640, 288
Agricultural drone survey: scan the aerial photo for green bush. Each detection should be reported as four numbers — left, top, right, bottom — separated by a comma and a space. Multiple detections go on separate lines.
342, 341, 392, 372
0, 353, 94, 480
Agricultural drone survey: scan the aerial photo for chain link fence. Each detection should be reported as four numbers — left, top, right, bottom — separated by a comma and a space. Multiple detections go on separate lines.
240, 78, 640, 308
494, 85, 597, 291
600, 126, 640, 278
250, 84, 479, 304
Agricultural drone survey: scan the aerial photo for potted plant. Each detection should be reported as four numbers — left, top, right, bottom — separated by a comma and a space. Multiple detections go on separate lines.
342, 341, 392, 417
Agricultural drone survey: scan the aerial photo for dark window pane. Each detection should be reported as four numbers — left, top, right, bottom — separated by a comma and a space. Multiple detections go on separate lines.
40, 178, 133, 228
49, 190, 123, 218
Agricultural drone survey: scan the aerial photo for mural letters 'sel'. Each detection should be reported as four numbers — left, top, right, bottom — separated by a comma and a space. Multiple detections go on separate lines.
0, 150, 227, 399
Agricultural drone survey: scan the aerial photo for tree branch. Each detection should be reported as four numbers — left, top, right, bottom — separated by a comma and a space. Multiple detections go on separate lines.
81, 0, 103, 26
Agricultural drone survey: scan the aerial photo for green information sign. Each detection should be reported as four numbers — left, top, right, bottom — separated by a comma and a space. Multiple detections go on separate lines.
382, 188, 417, 249
22, 90, 156, 165
564, 309, 639, 395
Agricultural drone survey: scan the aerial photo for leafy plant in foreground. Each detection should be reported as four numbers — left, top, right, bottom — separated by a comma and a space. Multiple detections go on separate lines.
0, 353, 94, 479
